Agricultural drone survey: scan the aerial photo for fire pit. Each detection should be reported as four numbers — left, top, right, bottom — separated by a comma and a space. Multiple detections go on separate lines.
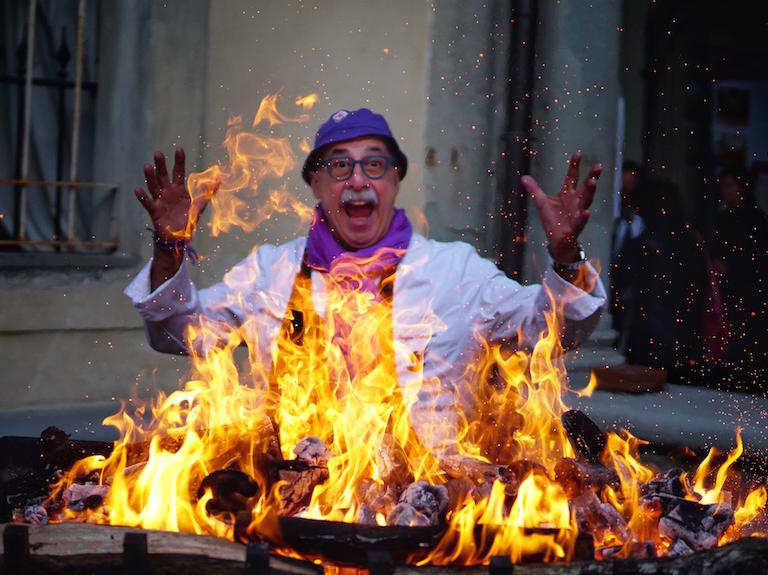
2, 401, 766, 574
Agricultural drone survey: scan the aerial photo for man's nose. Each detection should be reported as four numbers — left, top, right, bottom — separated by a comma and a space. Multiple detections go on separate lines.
346, 162, 370, 189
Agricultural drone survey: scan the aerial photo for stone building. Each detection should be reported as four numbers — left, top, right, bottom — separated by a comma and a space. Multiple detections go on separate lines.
2, 0, 767, 438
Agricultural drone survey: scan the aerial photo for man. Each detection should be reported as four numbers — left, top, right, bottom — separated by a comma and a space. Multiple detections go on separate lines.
126, 108, 606, 450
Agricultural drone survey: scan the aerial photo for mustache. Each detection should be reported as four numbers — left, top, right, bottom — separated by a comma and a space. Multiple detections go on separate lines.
340, 187, 378, 205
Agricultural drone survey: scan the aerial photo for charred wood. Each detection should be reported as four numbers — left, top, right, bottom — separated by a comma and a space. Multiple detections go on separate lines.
443, 477, 477, 511
277, 467, 329, 516
570, 492, 630, 545
394, 481, 448, 526
554, 458, 620, 498
198, 469, 260, 516
358, 479, 398, 520
561, 410, 606, 465
657, 500, 734, 551
667, 537, 695, 557
400, 482, 448, 517
440, 455, 504, 485
500, 460, 548, 498
597, 539, 656, 560
376, 435, 415, 499
386, 502, 432, 526
640, 468, 692, 499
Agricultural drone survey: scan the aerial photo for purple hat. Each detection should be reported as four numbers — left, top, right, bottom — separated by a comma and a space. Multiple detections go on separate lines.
301, 108, 408, 184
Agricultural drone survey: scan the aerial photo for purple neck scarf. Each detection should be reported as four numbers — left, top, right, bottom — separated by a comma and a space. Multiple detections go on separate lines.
305, 205, 412, 294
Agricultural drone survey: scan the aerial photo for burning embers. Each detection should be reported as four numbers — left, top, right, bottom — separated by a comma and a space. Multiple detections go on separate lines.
8, 407, 767, 567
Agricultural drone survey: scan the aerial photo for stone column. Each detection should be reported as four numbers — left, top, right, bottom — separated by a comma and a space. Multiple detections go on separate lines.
422, 0, 511, 258
526, 1, 625, 385
525, 0, 622, 285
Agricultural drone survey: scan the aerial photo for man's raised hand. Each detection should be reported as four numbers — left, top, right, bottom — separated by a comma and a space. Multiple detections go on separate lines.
134, 148, 216, 241
521, 151, 602, 263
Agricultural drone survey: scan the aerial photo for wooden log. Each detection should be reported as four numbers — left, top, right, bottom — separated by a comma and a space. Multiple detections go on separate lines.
0, 522, 320, 574
561, 410, 606, 465
377, 434, 414, 498
121, 417, 281, 470
440, 455, 504, 485
2, 523, 767, 574
198, 469, 260, 515
501, 460, 548, 498
554, 458, 620, 498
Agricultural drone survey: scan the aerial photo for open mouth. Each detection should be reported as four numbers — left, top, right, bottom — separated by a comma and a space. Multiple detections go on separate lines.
343, 201, 375, 219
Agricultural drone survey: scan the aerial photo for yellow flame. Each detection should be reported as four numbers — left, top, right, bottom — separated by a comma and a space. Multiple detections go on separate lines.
694, 429, 743, 505
295, 93, 320, 110
253, 91, 316, 127
575, 371, 598, 397
187, 93, 317, 237
734, 486, 767, 533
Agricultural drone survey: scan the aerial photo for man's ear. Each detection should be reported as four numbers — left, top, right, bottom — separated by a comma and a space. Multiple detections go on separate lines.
309, 172, 321, 199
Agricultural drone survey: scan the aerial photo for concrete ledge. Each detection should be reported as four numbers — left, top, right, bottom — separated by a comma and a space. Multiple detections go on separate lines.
0, 401, 121, 441
569, 383, 768, 457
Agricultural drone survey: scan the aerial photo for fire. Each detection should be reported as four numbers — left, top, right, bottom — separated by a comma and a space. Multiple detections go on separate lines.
693, 428, 743, 505
575, 371, 598, 397
43, 93, 766, 567
186, 92, 318, 236
415, 300, 579, 564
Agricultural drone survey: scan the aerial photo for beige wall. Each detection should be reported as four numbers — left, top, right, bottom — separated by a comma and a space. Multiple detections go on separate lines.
0, 0, 431, 410
196, 1, 431, 280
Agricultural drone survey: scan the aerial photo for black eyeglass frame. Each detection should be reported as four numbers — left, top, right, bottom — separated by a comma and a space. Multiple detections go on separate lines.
318, 155, 397, 181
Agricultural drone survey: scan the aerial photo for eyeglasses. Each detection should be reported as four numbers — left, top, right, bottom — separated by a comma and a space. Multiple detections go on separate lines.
320, 155, 395, 181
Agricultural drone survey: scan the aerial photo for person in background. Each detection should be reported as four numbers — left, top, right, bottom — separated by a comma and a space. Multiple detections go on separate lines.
621, 178, 709, 377
710, 168, 768, 387
609, 160, 645, 349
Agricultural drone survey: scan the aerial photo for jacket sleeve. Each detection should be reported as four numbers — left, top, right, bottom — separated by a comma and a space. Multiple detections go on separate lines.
123, 251, 273, 355
463, 250, 607, 351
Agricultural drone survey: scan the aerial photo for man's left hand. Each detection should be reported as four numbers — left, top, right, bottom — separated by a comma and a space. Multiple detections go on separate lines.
521, 151, 602, 263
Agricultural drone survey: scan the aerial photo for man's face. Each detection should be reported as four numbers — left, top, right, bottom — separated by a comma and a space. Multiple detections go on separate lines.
309, 136, 400, 249
621, 169, 638, 193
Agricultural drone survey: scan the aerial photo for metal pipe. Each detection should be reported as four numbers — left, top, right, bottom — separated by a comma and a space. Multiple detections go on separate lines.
55, 28, 71, 244
67, 0, 86, 242
497, 0, 538, 279
18, 0, 37, 241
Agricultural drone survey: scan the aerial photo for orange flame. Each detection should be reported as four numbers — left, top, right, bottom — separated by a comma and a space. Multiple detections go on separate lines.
693, 429, 743, 505
575, 371, 598, 397
187, 92, 318, 236
295, 93, 320, 111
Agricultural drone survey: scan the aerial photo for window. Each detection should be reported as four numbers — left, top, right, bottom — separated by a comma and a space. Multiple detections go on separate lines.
0, 0, 119, 257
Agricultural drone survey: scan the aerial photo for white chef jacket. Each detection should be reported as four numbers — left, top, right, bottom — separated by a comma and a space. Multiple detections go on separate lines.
125, 233, 606, 451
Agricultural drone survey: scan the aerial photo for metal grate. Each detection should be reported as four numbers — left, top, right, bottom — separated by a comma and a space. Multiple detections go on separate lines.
0, 0, 119, 255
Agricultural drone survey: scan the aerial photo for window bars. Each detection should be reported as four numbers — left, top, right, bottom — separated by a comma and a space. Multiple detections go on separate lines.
1, 0, 119, 254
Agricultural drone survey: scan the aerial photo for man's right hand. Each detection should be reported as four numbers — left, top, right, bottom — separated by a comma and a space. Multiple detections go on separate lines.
134, 148, 216, 290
